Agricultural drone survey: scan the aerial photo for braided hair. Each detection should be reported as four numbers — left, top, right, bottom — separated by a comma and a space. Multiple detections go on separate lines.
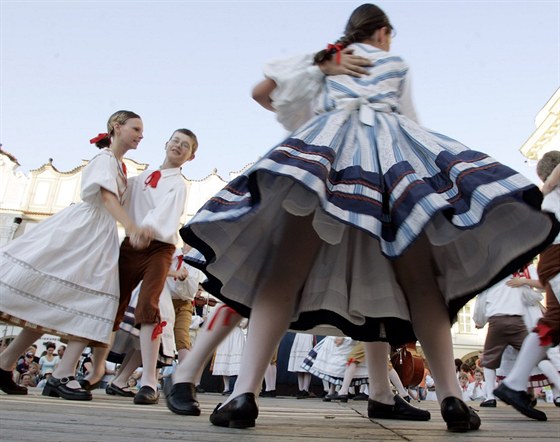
314, 4, 393, 64
93, 110, 141, 149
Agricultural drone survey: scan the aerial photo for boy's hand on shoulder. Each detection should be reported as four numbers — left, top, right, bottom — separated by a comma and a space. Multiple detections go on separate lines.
319, 49, 373, 77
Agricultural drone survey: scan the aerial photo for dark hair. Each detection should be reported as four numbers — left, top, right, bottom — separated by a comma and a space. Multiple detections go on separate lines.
314, 3, 392, 64
45, 342, 56, 350
94, 110, 142, 149
536, 150, 560, 182
171, 128, 199, 154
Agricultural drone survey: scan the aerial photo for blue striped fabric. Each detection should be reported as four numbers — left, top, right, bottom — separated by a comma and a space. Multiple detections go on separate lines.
180, 43, 556, 342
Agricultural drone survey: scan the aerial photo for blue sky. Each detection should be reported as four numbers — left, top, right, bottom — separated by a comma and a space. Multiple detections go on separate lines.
1, 1, 558, 183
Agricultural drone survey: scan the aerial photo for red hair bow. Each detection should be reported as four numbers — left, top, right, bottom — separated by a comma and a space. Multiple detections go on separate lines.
327, 43, 344, 64
89, 133, 109, 144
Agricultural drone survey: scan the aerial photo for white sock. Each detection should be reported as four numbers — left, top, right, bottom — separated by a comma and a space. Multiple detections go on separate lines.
364, 342, 394, 404
537, 359, 560, 399
389, 367, 409, 397
112, 349, 142, 388
173, 307, 241, 384
483, 368, 496, 400
139, 324, 161, 390
504, 333, 547, 391
0, 329, 42, 371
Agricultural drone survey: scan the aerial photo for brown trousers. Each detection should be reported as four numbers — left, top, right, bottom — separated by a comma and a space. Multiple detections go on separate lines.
173, 299, 194, 350
113, 238, 175, 330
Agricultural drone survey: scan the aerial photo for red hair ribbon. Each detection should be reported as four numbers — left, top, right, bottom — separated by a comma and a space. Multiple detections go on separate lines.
151, 321, 168, 340
327, 43, 344, 65
533, 323, 554, 347
89, 133, 109, 144
144, 170, 161, 188
207, 304, 237, 331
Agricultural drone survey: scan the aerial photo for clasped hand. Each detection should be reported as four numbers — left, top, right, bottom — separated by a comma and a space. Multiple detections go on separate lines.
129, 225, 154, 249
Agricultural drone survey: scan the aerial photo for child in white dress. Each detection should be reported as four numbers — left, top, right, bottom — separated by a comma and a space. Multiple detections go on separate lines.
0, 110, 152, 400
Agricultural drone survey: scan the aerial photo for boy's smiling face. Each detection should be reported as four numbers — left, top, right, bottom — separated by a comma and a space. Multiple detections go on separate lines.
165, 131, 195, 167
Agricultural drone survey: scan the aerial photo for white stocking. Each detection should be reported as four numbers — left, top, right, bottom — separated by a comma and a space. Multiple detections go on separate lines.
394, 234, 462, 405
0, 329, 42, 371
537, 359, 560, 399
504, 332, 548, 391
138, 324, 161, 390
222, 375, 231, 392
223, 214, 321, 407
86, 333, 115, 384
298, 372, 311, 391
364, 341, 394, 404
173, 307, 242, 384
263, 363, 277, 391
338, 363, 358, 396
177, 348, 189, 363
388, 367, 409, 397
52, 340, 87, 389
483, 368, 496, 400
111, 349, 142, 388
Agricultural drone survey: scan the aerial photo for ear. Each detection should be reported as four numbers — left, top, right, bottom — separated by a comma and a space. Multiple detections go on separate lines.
189, 153, 196, 161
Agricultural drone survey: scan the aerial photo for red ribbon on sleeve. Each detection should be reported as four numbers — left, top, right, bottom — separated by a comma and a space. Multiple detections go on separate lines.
327, 43, 344, 64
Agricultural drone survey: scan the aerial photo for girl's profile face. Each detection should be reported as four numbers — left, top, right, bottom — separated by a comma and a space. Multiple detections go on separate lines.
115, 118, 144, 150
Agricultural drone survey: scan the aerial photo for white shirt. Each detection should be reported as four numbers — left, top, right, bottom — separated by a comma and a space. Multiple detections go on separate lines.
467, 380, 486, 401
473, 266, 540, 325
166, 249, 202, 301
124, 168, 186, 244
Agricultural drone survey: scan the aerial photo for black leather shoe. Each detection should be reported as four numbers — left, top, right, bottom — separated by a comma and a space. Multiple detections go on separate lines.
368, 395, 430, 421
78, 379, 101, 391
106, 383, 136, 397
209, 393, 259, 428
494, 383, 547, 421
166, 382, 201, 416
0, 368, 27, 395
259, 389, 276, 397
134, 386, 160, 405
441, 396, 481, 432
42, 376, 92, 401
480, 399, 497, 407
353, 393, 369, 401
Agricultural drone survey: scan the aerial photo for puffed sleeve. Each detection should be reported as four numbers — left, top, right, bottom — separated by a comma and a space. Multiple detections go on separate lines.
398, 72, 419, 124
80, 151, 119, 204
141, 184, 186, 244
263, 53, 324, 131
172, 265, 201, 301
472, 291, 488, 327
